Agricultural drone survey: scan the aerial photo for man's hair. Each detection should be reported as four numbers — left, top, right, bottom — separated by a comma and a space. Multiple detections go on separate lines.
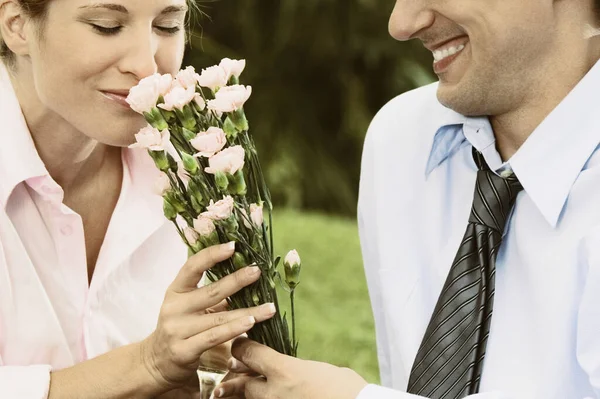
0, 0, 200, 69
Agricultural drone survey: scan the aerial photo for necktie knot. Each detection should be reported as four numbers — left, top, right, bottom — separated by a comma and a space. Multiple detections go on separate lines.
469, 149, 523, 232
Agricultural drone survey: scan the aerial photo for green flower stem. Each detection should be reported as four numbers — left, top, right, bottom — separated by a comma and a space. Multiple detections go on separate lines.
291, 289, 296, 355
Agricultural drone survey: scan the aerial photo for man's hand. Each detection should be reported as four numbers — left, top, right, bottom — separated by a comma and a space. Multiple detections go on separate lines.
214, 338, 368, 399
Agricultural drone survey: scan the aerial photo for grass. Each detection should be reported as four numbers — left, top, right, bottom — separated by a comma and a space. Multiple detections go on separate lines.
271, 209, 380, 384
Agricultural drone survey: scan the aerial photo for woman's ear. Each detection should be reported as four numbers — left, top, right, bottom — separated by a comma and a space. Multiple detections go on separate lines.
0, 0, 30, 57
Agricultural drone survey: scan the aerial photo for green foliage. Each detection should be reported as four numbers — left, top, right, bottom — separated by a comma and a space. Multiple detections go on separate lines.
273, 209, 380, 383
184, 0, 435, 215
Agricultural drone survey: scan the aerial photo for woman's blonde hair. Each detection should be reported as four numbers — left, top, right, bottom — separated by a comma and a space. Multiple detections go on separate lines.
0, 0, 200, 68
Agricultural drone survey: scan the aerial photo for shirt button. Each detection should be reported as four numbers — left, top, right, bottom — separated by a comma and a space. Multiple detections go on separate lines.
60, 225, 73, 236
500, 169, 514, 178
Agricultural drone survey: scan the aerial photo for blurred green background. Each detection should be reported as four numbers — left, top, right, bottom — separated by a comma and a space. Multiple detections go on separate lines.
185, 0, 436, 383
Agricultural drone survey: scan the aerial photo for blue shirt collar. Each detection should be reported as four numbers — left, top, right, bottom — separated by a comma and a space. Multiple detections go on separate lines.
426, 60, 600, 228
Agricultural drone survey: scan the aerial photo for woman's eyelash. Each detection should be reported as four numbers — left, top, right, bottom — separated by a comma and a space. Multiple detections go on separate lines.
158, 26, 181, 34
91, 24, 122, 35
90, 24, 181, 35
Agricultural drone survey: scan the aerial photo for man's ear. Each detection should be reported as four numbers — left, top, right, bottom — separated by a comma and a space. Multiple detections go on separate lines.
0, 0, 30, 57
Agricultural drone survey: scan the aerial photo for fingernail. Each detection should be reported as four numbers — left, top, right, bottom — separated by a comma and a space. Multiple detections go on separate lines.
215, 387, 224, 397
262, 302, 276, 314
226, 241, 236, 251
228, 357, 239, 370
243, 316, 256, 327
246, 266, 261, 276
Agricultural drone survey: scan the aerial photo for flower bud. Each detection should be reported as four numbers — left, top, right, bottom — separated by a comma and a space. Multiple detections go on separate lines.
164, 191, 186, 213
284, 249, 301, 289
222, 116, 238, 139
228, 170, 247, 196
214, 171, 229, 192
181, 152, 200, 175
149, 150, 170, 172
163, 198, 177, 221
182, 127, 197, 142
232, 252, 248, 270
220, 214, 239, 234
184, 226, 200, 245
230, 108, 249, 132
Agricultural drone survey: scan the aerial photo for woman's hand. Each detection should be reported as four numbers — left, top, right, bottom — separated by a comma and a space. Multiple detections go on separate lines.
140, 242, 277, 393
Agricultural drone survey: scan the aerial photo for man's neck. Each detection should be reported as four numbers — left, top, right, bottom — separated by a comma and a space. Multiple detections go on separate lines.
10, 66, 121, 195
491, 33, 600, 161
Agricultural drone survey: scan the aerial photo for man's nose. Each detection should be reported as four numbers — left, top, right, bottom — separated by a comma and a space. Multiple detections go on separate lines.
388, 0, 435, 41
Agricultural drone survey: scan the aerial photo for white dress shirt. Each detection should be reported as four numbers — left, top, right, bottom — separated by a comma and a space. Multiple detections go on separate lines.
0, 63, 187, 397
356, 61, 600, 399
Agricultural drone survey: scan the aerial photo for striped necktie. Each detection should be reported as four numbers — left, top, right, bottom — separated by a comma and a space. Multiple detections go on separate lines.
407, 148, 523, 398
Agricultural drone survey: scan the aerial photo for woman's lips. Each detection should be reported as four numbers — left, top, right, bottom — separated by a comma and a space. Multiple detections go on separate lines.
100, 91, 132, 109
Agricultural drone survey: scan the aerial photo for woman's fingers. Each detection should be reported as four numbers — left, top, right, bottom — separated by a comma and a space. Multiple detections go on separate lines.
170, 243, 236, 293
184, 265, 262, 311
184, 315, 258, 358
175, 303, 277, 339
207, 300, 230, 313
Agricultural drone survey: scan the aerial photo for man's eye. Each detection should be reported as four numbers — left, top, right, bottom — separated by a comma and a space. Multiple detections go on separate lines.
91, 24, 122, 35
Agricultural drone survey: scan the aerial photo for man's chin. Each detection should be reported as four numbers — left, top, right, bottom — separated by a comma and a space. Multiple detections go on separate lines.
436, 82, 486, 117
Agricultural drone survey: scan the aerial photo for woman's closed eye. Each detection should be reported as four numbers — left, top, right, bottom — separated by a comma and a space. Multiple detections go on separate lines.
90, 24, 182, 36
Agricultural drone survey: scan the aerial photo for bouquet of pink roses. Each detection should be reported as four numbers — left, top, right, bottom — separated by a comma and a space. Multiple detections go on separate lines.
126, 59, 300, 357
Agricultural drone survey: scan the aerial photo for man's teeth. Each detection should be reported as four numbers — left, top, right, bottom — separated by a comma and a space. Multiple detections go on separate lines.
433, 44, 465, 63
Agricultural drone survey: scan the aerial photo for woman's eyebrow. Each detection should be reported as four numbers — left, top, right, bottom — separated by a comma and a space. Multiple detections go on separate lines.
77, 4, 188, 15
78, 3, 128, 13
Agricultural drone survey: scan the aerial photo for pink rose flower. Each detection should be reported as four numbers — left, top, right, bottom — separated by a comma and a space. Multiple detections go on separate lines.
197, 65, 228, 91
194, 94, 206, 111
250, 203, 263, 227
204, 145, 245, 175
219, 58, 246, 80
190, 127, 227, 158
284, 249, 301, 267
207, 85, 252, 113
157, 85, 197, 111
202, 195, 234, 221
241, 203, 263, 228
240, 208, 252, 229
126, 73, 173, 114
175, 159, 191, 186
154, 172, 171, 195
184, 226, 200, 244
176, 66, 200, 89
157, 74, 174, 96
129, 125, 170, 151
193, 216, 216, 236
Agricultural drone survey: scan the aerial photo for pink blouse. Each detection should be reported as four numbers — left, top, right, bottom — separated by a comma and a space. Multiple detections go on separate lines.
0, 64, 187, 397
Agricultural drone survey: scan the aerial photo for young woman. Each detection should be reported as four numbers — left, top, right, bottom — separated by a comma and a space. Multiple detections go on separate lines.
0, 1, 273, 397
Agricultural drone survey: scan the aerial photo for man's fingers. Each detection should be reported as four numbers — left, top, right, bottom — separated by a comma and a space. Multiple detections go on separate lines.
231, 337, 285, 378
214, 375, 256, 398
228, 357, 253, 375
171, 243, 236, 292
186, 266, 262, 310
244, 377, 269, 399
